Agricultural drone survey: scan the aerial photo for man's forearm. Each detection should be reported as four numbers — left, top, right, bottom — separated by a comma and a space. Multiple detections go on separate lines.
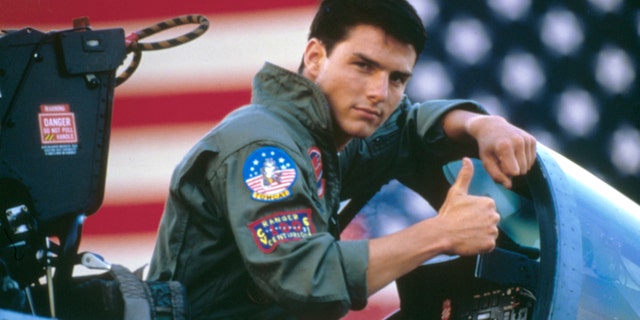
440, 109, 486, 142
366, 217, 450, 294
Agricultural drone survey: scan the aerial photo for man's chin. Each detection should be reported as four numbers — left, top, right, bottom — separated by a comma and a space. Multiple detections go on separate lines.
339, 122, 380, 140
351, 128, 377, 139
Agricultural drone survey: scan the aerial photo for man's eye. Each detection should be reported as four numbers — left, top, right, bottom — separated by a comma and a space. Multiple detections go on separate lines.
391, 74, 408, 85
355, 62, 371, 70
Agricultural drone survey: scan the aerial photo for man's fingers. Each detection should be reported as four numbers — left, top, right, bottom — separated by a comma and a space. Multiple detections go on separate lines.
513, 140, 529, 175
505, 133, 537, 175
494, 140, 521, 176
526, 137, 537, 171
483, 157, 512, 189
452, 157, 474, 194
512, 135, 537, 175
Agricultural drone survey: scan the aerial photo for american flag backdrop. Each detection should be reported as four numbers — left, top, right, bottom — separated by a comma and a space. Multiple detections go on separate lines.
1, 1, 400, 318
2, 0, 639, 319
403, 0, 639, 206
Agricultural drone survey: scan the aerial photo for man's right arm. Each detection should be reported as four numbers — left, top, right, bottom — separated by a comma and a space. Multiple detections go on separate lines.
365, 157, 500, 294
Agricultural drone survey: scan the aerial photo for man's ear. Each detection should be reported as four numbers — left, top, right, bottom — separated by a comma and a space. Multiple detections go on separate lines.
302, 38, 326, 80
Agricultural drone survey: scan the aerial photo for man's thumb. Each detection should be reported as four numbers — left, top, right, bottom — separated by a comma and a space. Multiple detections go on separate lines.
452, 157, 474, 194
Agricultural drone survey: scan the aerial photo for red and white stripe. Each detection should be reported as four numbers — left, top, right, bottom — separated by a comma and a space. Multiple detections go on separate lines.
2, 1, 399, 317
246, 169, 297, 195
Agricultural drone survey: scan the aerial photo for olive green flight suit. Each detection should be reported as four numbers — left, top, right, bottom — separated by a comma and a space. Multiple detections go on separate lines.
148, 62, 485, 319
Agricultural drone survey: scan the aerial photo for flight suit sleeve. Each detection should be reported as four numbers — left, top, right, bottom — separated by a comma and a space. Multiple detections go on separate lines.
212, 141, 369, 318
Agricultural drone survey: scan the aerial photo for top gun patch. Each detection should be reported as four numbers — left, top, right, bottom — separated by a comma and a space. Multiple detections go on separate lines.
243, 146, 298, 202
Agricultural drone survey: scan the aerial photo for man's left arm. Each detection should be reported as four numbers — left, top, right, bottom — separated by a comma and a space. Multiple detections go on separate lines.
339, 98, 536, 206
339, 98, 482, 202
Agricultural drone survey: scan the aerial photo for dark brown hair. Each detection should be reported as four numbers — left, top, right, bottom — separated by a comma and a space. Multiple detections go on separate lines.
299, 0, 427, 72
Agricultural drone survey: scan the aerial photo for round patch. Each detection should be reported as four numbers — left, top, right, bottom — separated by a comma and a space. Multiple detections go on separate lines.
243, 146, 298, 202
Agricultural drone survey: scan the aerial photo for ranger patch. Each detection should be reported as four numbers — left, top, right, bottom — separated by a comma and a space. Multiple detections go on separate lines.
248, 209, 316, 253
308, 147, 325, 198
243, 146, 298, 202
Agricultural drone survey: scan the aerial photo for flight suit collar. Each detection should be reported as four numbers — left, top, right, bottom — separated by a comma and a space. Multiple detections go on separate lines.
251, 62, 334, 144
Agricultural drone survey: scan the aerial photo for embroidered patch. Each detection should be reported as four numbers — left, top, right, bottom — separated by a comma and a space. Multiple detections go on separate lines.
248, 209, 316, 253
243, 146, 298, 202
308, 147, 325, 198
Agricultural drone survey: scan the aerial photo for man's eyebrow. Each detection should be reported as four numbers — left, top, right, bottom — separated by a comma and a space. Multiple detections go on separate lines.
353, 53, 413, 78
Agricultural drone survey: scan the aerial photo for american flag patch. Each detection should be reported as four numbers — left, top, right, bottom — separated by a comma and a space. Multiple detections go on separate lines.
243, 146, 298, 202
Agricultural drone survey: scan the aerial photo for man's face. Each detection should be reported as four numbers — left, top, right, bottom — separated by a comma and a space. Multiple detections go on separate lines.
303, 24, 416, 149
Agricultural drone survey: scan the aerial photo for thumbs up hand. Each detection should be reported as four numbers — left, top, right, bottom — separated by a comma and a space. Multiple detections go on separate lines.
434, 157, 500, 256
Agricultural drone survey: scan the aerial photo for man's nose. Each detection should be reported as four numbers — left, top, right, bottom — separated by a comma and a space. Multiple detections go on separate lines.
367, 73, 389, 103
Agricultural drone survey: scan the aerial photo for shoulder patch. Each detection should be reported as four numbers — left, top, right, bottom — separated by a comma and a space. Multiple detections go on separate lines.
243, 146, 298, 202
248, 209, 316, 253
308, 147, 325, 198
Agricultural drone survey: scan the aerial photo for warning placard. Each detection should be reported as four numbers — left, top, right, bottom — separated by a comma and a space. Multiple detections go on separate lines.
39, 104, 78, 145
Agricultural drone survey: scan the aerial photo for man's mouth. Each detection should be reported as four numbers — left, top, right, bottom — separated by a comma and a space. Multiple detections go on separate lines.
353, 106, 382, 120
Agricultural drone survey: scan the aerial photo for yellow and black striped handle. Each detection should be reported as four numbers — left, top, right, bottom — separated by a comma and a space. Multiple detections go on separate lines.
116, 14, 209, 86
129, 15, 209, 51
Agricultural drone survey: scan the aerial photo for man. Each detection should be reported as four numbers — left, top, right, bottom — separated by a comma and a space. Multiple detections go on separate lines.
147, 0, 536, 319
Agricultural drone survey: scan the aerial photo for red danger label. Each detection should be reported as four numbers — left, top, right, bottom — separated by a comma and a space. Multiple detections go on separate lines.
39, 104, 78, 144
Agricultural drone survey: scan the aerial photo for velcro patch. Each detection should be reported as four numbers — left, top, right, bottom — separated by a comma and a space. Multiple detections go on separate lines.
243, 146, 298, 202
308, 147, 325, 198
248, 209, 316, 253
